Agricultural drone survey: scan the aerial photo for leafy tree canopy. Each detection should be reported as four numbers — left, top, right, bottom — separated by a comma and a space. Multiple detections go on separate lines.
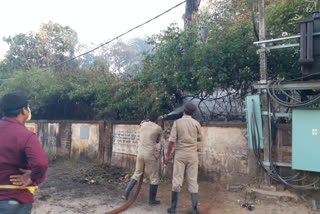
0, 0, 316, 120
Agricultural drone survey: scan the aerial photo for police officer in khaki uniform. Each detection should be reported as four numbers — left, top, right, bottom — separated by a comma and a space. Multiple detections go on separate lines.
122, 112, 162, 205
164, 103, 202, 214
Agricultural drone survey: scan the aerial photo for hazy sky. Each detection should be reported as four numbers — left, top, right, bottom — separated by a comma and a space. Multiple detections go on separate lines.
0, 0, 189, 58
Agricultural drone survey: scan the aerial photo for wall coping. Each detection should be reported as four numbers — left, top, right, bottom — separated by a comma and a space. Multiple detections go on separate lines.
28, 120, 140, 125
201, 121, 246, 128
29, 120, 249, 128
28, 120, 105, 124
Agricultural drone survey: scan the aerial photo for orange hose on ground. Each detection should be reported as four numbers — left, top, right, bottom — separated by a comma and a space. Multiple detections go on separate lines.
104, 173, 144, 214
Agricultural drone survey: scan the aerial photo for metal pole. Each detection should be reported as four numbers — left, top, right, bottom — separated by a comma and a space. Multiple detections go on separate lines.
259, 0, 267, 81
258, 0, 271, 186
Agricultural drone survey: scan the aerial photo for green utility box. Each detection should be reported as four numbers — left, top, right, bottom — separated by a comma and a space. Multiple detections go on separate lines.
292, 109, 320, 172
245, 95, 263, 149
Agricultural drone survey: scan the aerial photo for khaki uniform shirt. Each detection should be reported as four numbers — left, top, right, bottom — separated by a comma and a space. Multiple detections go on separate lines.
138, 121, 162, 158
169, 115, 202, 153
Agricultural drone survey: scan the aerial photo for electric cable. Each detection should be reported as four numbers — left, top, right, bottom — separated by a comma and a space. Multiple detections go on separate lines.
250, 100, 280, 181
266, 72, 320, 107
268, 83, 320, 189
280, 172, 301, 181
285, 174, 308, 182
276, 79, 300, 102
267, 98, 320, 189
268, 80, 320, 107
42, 1, 187, 72
250, 0, 259, 41
250, 100, 320, 189
0, 1, 187, 80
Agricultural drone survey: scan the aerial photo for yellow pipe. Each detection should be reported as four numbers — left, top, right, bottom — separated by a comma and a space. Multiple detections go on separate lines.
0, 185, 39, 194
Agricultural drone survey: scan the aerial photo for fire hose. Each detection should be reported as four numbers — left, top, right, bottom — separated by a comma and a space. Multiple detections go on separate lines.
104, 173, 144, 214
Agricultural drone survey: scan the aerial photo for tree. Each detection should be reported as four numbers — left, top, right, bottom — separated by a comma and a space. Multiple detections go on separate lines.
3, 33, 41, 71
128, 0, 309, 120
2, 22, 78, 73
0, 0, 315, 121
38, 22, 78, 69
266, 0, 316, 37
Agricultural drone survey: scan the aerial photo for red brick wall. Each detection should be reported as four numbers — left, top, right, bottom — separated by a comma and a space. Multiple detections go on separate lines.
98, 121, 105, 163
59, 121, 72, 156
270, 124, 292, 163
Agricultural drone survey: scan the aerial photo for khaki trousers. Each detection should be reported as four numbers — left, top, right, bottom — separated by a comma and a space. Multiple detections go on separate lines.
132, 154, 159, 185
172, 151, 198, 193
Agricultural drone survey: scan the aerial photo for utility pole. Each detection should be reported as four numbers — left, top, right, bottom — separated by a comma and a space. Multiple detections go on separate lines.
258, 0, 271, 185
184, 0, 201, 28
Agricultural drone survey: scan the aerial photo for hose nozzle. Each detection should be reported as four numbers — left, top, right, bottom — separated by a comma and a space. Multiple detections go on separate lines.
160, 114, 168, 119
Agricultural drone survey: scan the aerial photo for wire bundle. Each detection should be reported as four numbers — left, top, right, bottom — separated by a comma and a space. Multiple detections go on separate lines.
266, 73, 320, 107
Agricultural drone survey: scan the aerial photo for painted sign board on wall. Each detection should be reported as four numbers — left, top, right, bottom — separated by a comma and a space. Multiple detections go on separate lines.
112, 124, 140, 155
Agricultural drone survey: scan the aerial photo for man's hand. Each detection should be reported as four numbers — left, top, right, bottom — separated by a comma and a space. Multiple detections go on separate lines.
164, 141, 174, 165
155, 116, 162, 125
10, 168, 32, 188
140, 120, 147, 126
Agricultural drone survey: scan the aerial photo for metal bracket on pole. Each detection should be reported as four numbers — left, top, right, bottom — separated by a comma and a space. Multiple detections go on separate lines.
263, 161, 292, 167
253, 32, 320, 52
261, 111, 292, 118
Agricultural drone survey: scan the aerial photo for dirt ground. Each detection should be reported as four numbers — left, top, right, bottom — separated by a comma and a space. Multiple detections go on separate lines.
32, 160, 318, 214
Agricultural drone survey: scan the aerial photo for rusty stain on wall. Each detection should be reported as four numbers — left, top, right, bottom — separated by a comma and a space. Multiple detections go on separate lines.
71, 123, 99, 160
33, 122, 60, 156
199, 126, 251, 182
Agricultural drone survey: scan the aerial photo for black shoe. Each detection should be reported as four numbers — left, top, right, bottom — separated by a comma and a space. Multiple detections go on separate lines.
191, 193, 198, 214
121, 178, 137, 200
149, 184, 160, 205
167, 191, 179, 213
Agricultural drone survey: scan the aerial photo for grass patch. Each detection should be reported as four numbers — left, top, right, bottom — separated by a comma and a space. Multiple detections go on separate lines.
71, 163, 133, 186
49, 157, 169, 186
49, 157, 133, 186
